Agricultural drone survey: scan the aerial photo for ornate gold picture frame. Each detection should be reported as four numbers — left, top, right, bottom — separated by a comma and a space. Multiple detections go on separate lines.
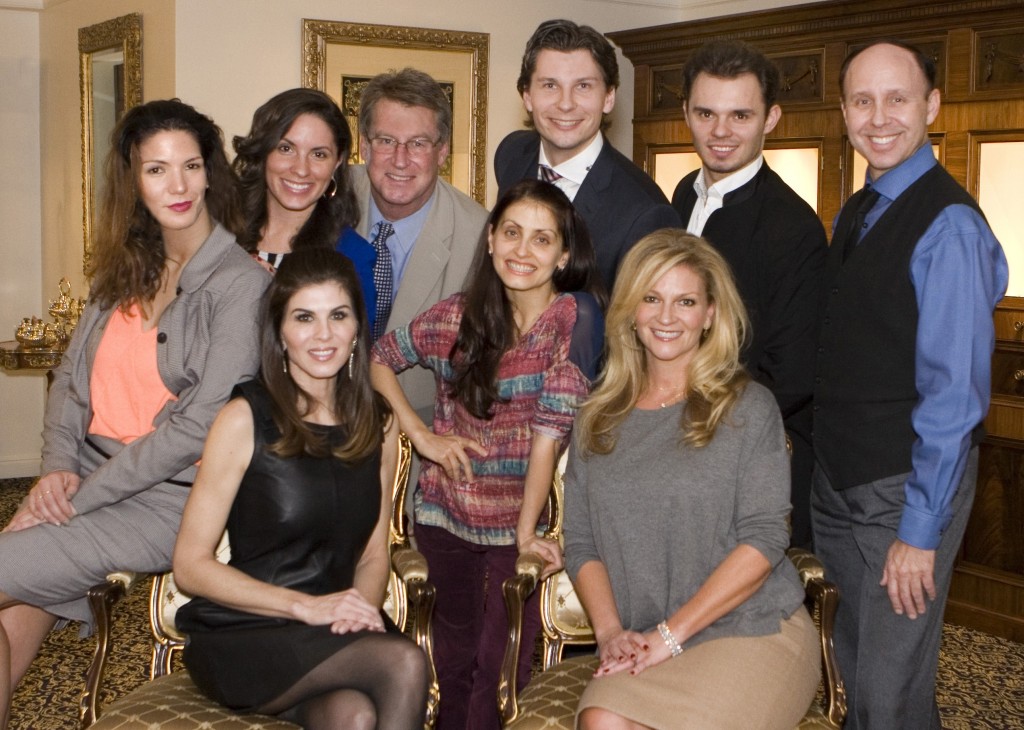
79, 13, 142, 271
302, 19, 489, 205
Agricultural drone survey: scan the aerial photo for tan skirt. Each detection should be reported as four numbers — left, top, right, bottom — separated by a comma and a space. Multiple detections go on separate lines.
576, 608, 820, 730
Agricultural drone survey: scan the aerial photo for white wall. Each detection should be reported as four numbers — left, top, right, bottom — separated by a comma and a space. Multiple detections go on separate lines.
0, 8, 44, 477
173, 0, 688, 207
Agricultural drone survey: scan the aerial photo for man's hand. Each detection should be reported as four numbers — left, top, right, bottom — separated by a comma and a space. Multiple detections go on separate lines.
880, 539, 936, 619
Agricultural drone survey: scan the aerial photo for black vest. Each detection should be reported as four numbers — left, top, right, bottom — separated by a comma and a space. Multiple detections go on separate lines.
813, 164, 983, 490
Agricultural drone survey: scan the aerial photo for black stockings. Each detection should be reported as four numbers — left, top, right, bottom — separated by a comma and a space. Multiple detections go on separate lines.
257, 632, 429, 730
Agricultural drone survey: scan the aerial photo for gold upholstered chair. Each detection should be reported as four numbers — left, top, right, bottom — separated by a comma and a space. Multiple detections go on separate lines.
497, 454, 847, 730
80, 432, 439, 729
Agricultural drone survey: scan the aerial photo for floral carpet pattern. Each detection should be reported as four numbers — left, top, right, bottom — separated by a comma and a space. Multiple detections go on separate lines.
2, 477, 1023, 729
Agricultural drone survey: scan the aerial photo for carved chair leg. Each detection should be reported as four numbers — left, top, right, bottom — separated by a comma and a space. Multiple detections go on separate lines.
79, 579, 127, 729
408, 578, 439, 730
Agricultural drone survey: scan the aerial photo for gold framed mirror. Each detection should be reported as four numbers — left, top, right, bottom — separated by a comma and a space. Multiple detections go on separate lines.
79, 13, 142, 270
302, 19, 489, 205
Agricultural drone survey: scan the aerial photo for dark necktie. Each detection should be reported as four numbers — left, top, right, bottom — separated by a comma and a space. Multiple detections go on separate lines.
538, 164, 563, 184
371, 222, 395, 341
841, 188, 881, 263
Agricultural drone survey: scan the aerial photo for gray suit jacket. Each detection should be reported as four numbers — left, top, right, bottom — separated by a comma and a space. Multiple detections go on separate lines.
41, 224, 270, 515
350, 165, 487, 416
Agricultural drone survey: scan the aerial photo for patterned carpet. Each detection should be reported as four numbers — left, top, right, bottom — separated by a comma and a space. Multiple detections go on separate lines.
2, 477, 1023, 729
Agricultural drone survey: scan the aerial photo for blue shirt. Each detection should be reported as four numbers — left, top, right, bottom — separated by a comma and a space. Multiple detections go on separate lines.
845, 144, 1009, 549
368, 185, 438, 294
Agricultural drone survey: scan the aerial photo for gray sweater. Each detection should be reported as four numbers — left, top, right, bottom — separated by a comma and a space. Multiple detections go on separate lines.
564, 383, 804, 649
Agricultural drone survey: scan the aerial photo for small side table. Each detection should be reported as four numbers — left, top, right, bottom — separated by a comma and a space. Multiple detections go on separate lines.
0, 340, 64, 386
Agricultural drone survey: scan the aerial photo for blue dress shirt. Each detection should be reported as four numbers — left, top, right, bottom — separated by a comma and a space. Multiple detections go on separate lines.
845, 144, 1009, 549
368, 186, 438, 294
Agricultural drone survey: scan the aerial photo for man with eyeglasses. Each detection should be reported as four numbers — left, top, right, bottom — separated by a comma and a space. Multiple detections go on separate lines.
350, 68, 487, 419
495, 19, 679, 290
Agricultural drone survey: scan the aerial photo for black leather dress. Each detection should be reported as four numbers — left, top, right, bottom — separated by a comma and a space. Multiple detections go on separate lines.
177, 380, 389, 711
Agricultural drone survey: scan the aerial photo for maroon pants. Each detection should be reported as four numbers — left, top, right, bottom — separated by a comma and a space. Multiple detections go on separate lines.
415, 524, 541, 730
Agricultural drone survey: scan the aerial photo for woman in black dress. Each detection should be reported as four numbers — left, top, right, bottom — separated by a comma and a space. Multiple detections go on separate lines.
173, 248, 428, 729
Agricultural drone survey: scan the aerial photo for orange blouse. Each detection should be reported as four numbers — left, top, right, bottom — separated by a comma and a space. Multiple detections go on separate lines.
88, 304, 177, 444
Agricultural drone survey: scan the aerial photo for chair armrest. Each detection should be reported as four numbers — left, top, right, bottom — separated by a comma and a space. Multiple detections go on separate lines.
392, 545, 429, 583
79, 571, 142, 728
392, 547, 439, 728
498, 552, 545, 726
787, 547, 847, 727
787, 546, 826, 583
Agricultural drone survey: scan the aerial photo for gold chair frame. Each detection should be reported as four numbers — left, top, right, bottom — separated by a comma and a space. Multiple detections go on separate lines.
498, 458, 847, 729
81, 432, 439, 729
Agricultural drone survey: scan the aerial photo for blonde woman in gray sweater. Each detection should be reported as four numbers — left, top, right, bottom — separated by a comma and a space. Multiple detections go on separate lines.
564, 230, 819, 730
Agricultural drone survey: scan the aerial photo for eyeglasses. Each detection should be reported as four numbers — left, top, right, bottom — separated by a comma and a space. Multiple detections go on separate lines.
368, 136, 440, 158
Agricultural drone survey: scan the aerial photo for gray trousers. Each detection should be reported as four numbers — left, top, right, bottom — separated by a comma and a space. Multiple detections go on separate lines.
810, 448, 977, 730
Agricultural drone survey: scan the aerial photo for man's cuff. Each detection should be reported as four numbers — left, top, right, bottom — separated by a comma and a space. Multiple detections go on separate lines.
896, 504, 948, 550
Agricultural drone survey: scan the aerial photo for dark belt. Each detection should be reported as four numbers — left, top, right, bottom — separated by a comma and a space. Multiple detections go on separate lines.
84, 437, 194, 487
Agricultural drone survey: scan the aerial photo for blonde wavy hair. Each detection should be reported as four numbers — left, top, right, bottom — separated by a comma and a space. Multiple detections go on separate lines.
576, 230, 750, 454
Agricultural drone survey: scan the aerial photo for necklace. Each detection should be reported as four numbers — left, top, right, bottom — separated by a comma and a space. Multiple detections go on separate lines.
650, 382, 686, 409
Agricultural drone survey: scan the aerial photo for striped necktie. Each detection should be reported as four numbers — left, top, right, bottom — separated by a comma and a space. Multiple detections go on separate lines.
371, 222, 395, 341
539, 164, 563, 183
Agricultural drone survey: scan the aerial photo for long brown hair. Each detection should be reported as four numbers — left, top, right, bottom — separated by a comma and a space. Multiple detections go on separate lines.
449, 179, 601, 419
233, 88, 359, 253
87, 99, 243, 310
260, 248, 389, 461
576, 230, 749, 454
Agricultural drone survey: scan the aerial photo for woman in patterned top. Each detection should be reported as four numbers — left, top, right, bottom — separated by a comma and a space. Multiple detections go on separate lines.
371, 179, 603, 730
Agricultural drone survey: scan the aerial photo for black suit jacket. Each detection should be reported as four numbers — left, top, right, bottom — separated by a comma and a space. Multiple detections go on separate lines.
673, 163, 827, 546
495, 130, 680, 290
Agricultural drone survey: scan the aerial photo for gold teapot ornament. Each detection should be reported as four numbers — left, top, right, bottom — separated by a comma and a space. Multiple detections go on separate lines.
15, 317, 59, 350
12, 278, 86, 351
46, 277, 86, 347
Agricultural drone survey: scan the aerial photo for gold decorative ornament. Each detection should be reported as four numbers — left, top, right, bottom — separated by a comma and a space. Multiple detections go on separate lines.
1, 278, 87, 372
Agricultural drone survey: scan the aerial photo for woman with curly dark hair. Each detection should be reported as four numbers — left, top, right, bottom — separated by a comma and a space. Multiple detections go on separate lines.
0, 99, 268, 729
233, 88, 377, 331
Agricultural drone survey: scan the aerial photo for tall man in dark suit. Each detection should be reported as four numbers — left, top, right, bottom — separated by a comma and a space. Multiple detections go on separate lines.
495, 19, 680, 291
671, 40, 827, 548
812, 41, 1007, 728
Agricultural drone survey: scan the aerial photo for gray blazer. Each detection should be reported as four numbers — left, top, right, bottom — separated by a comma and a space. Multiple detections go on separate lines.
41, 224, 270, 515
350, 164, 487, 416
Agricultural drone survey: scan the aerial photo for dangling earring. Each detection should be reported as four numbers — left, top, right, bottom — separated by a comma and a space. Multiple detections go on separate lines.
323, 177, 338, 199
349, 339, 356, 380
282, 347, 289, 374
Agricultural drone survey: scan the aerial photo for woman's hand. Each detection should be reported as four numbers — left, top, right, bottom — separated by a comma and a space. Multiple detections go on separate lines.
518, 535, 564, 579
292, 588, 386, 635
4, 471, 80, 531
594, 627, 650, 677
628, 628, 672, 675
411, 430, 486, 482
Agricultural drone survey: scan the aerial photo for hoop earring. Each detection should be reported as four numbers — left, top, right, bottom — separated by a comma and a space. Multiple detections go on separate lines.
323, 177, 338, 199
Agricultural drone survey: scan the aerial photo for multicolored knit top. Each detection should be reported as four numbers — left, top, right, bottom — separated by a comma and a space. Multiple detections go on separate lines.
372, 292, 590, 545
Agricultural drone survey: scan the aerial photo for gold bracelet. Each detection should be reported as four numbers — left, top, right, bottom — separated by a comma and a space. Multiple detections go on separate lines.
657, 621, 683, 657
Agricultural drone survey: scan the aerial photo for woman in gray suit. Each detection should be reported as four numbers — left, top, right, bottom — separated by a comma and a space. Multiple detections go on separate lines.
0, 99, 269, 729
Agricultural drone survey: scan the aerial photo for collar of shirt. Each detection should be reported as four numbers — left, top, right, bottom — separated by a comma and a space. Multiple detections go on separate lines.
369, 184, 438, 289
856, 143, 937, 236
687, 155, 763, 235
538, 133, 604, 202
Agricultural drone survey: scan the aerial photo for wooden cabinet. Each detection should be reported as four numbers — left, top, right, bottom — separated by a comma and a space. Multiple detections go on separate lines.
950, 298, 1024, 642
610, 0, 1024, 641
